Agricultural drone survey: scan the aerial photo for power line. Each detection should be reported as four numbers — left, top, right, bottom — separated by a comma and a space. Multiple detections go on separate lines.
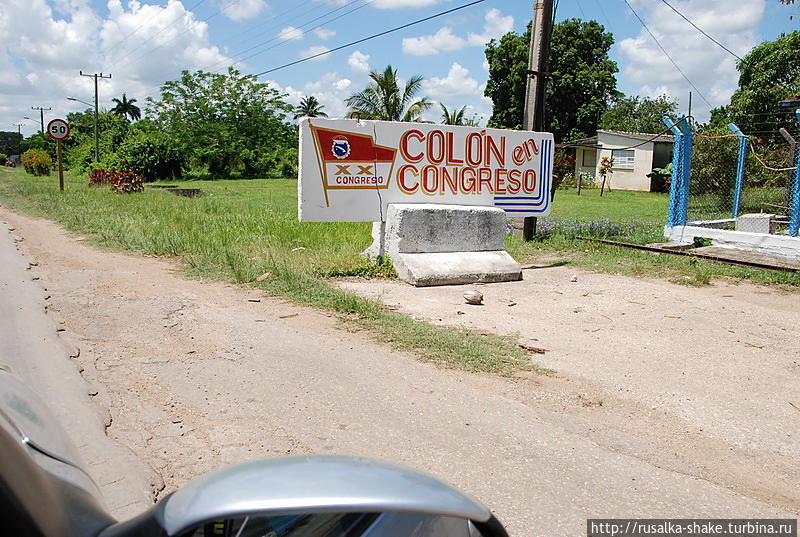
213, 0, 374, 74
253, 0, 486, 77
204, 1, 329, 68
592, 0, 613, 27
559, 125, 676, 152
106, 0, 208, 58
116, 0, 246, 69
622, 0, 713, 108
659, 0, 742, 61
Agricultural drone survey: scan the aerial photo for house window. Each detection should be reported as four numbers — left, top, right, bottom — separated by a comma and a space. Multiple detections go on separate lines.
582, 149, 596, 167
611, 149, 635, 169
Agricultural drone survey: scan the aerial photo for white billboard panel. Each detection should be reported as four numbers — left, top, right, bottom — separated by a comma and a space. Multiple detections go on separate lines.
298, 118, 554, 222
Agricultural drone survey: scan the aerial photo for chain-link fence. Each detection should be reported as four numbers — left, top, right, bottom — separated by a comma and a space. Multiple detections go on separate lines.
669, 112, 800, 237
688, 133, 796, 230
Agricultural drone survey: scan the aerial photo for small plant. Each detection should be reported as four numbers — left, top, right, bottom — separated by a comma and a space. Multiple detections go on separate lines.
111, 169, 145, 193
21, 149, 52, 176
314, 256, 397, 278
0, 153, 8, 165
598, 156, 614, 196
89, 167, 144, 193
89, 168, 118, 186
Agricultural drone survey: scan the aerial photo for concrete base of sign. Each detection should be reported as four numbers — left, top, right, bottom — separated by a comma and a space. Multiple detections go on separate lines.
364, 203, 522, 286
664, 225, 800, 259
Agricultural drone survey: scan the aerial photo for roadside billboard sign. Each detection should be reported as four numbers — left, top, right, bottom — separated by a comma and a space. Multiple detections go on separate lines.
298, 118, 554, 222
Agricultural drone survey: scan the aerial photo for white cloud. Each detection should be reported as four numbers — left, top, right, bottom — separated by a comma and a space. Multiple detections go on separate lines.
467, 8, 515, 46
277, 26, 304, 41
0, 0, 234, 137
402, 8, 513, 56
403, 27, 467, 56
347, 51, 371, 73
300, 45, 331, 61
422, 62, 480, 99
219, 0, 266, 21
270, 72, 355, 119
618, 0, 764, 121
314, 28, 336, 40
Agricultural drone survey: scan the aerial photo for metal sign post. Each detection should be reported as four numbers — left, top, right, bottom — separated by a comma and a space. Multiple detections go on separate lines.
47, 119, 70, 192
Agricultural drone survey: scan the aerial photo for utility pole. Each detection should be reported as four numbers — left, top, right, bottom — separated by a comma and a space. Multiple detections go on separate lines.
79, 71, 112, 163
522, 0, 554, 241
31, 106, 52, 133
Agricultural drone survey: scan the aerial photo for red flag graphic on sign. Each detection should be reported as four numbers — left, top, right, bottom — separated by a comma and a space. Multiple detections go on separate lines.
310, 125, 397, 206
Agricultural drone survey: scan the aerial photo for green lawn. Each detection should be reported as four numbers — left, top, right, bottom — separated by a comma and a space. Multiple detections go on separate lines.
549, 187, 669, 223
0, 168, 536, 375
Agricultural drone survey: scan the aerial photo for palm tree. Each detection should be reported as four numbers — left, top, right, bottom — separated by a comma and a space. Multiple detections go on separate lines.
440, 104, 466, 125
439, 103, 480, 126
110, 94, 141, 121
345, 65, 432, 122
294, 96, 328, 119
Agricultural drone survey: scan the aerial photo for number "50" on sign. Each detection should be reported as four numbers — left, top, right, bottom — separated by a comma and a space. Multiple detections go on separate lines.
47, 119, 70, 141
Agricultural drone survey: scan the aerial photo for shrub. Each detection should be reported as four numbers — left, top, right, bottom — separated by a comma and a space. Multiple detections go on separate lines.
111, 170, 144, 193
89, 168, 117, 186
0, 153, 7, 165
89, 168, 144, 193
117, 134, 185, 181
21, 149, 52, 176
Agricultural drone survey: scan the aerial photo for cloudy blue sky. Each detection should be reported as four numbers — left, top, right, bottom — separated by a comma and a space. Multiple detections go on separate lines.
1, 0, 797, 138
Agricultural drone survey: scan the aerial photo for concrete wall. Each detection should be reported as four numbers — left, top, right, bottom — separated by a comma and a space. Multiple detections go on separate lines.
665, 225, 800, 260
596, 132, 654, 192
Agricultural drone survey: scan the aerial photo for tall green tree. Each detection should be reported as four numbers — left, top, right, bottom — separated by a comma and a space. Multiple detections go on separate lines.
0, 132, 23, 156
600, 94, 678, 133
484, 19, 620, 142
146, 67, 295, 177
294, 96, 327, 119
726, 31, 800, 137
110, 94, 142, 121
345, 65, 432, 121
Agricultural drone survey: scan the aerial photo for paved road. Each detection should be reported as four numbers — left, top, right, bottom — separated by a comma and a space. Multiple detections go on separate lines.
1, 208, 796, 536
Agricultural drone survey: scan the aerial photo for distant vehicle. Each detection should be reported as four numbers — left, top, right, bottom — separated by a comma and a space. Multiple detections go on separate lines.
0, 367, 508, 537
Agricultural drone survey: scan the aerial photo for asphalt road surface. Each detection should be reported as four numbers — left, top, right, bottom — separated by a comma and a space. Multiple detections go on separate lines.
1, 207, 797, 536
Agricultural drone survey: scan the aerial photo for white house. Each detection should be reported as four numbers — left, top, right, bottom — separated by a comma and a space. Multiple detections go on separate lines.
571, 130, 674, 192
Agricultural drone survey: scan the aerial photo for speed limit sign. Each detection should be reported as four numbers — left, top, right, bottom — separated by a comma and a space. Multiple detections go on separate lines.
47, 119, 70, 141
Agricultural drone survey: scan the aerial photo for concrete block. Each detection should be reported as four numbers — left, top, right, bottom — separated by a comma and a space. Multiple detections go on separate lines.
364, 203, 522, 286
386, 203, 506, 253
395, 251, 522, 287
736, 213, 775, 234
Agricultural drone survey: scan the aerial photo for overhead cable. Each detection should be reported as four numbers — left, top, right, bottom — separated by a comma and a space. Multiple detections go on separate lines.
659, 0, 742, 61
622, 0, 713, 108
252, 0, 486, 77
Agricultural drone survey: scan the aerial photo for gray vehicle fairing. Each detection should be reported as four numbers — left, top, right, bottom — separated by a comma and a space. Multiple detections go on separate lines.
102, 455, 491, 536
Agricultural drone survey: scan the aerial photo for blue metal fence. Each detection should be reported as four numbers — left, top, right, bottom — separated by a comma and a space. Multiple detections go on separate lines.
665, 110, 800, 238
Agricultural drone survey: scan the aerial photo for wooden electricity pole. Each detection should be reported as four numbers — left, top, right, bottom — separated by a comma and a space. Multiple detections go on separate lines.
31, 106, 51, 133
79, 71, 112, 163
522, 0, 554, 241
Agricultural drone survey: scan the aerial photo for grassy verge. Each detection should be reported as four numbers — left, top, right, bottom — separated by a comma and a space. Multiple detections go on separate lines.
0, 168, 535, 375
507, 188, 800, 288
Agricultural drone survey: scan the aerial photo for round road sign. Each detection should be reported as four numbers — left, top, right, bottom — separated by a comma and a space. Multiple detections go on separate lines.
47, 119, 70, 141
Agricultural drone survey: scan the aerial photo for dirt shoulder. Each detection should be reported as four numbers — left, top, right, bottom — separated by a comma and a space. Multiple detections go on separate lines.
2, 206, 798, 536
337, 266, 800, 512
